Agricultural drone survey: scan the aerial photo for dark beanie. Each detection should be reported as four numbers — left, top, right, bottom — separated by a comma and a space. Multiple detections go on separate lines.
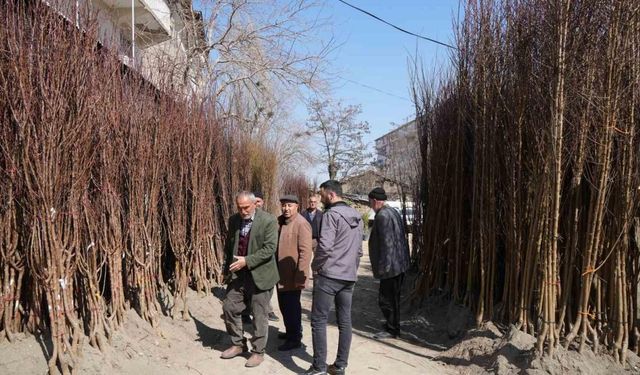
368, 187, 387, 201
253, 191, 264, 199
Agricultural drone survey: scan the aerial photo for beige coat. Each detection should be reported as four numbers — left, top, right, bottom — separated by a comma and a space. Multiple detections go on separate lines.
276, 213, 312, 291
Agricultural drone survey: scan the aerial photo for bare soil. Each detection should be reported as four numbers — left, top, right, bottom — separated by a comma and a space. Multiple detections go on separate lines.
1, 243, 638, 374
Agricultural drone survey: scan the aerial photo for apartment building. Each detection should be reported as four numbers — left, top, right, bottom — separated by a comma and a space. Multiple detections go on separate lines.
51, 0, 207, 95
374, 119, 420, 190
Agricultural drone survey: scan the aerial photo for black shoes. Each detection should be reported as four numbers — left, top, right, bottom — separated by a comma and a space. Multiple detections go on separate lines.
373, 330, 397, 339
278, 340, 303, 351
300, 367, 327, 375
374, 322, 399, 339
299, 364, 345, 375
268, 311, 280, 321
328, 364, 346, 375
278, 331, 303, 340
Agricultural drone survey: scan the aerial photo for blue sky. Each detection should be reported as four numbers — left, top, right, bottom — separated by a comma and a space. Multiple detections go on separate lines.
194, 0, 460, 182
315, 0, 458, 131
301, 0, 459, 181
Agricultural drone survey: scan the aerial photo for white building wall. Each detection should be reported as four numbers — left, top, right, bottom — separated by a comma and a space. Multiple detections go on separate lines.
43, 0, 206, 96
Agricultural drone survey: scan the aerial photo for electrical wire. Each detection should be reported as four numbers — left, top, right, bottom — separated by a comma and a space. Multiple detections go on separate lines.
337, 75, 413, 102
336, 0, 458, 50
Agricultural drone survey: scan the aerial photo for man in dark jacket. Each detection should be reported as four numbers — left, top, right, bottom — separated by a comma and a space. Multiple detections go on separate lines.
220, 191, 279, 368
367, 187, 410, 339
302, 180, 363, 375
301, 193, 323, 252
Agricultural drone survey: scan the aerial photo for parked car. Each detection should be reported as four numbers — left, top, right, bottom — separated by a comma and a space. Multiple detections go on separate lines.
367, 201, 414, 228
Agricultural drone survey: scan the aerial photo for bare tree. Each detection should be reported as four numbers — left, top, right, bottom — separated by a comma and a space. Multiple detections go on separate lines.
305, 98, 371, 180
195, 0, 334, 191
0, 3, 286, 372
196, 0, 333, 104
412, 0, 640, 362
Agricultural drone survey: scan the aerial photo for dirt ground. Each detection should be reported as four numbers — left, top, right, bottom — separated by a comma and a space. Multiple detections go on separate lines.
1, 243, 639, 374
0, 243, 451, 375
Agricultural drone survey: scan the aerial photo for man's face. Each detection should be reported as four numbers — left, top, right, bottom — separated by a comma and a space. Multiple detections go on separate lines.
236, 196, 256, 219
255, 197, 264, 208
319, 188, 333, 205
308, 196, 318, 210
281, 202, 298, 219
369, 198, 384, 212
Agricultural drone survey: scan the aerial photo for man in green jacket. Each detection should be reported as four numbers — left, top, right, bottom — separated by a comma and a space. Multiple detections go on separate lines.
221, 191, 279, 368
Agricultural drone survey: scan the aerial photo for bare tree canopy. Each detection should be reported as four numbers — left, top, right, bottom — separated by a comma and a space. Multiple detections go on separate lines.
197, 0, 333, 104
305, 98, 371, 180
191, 1, 335, 193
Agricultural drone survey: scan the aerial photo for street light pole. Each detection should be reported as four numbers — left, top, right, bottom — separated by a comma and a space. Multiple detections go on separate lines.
131, 0, 135, 65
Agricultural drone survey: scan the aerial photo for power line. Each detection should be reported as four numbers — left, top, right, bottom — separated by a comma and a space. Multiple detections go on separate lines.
337, 75, 412, 102
336, 0, 458, 50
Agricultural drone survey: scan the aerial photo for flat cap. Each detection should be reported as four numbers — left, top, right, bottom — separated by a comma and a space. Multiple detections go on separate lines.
279, 194, 299, 204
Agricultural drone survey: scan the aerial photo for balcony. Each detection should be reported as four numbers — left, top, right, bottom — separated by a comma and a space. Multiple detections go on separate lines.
100, 0, 172, 48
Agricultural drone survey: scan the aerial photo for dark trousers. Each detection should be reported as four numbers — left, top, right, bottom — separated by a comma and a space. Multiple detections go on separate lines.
310, 274, 355, 371
277, 289, 302, 342
379, 272, 404, 335
223, 271, 272, 353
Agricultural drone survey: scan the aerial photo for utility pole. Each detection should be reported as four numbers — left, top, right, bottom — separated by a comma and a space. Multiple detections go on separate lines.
131, 0, 135, 64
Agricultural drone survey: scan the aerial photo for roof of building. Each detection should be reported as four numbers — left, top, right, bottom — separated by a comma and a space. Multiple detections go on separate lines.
374, 118, 417, 143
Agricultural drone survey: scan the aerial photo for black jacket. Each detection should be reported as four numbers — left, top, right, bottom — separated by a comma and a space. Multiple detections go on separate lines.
301, 209, 323, 239
368, 205, 410, 279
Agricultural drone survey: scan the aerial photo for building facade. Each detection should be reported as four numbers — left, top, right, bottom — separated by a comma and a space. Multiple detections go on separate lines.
374, 119, 420, 195
340, 170, 399, 199
51, 0, 207, 95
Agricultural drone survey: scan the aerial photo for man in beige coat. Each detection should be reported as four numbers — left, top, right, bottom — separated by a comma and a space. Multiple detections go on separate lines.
276, 194, 312, 351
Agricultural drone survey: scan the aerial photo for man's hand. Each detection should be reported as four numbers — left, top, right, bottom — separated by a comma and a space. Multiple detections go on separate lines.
295, 272, 306, 289
295, 280, 306, 289
229, 256, 247, 272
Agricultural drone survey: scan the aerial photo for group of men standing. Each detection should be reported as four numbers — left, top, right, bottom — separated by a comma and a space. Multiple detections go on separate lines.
219, 180, 410, 374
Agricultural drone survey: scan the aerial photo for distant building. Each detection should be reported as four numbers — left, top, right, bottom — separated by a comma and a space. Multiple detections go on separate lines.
341, 119, 420, 201
340, 170, 399, 199
49, 0, 207, 95
374, 119, 418, 170
374, 119, 420, 197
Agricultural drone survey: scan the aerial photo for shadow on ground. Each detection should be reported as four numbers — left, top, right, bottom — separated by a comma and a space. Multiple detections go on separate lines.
192, 310, 313, 373
435, 343, 535, 372
265, 326, 313, 373
341, 267, 537, 373
300, 265, 539, 373
305, 270, 475, 350
191, 314, 229, 352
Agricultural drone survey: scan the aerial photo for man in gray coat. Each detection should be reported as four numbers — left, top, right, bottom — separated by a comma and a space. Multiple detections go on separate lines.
302, 180, 363, 375
367, 187, 410, 339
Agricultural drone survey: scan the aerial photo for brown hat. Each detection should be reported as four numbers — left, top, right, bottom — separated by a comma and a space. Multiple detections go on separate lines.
368, 187, 387, 201
279, 194, 299, 204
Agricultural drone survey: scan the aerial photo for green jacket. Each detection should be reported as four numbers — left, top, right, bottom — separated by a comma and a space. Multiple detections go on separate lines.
223, 209, 279, 291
